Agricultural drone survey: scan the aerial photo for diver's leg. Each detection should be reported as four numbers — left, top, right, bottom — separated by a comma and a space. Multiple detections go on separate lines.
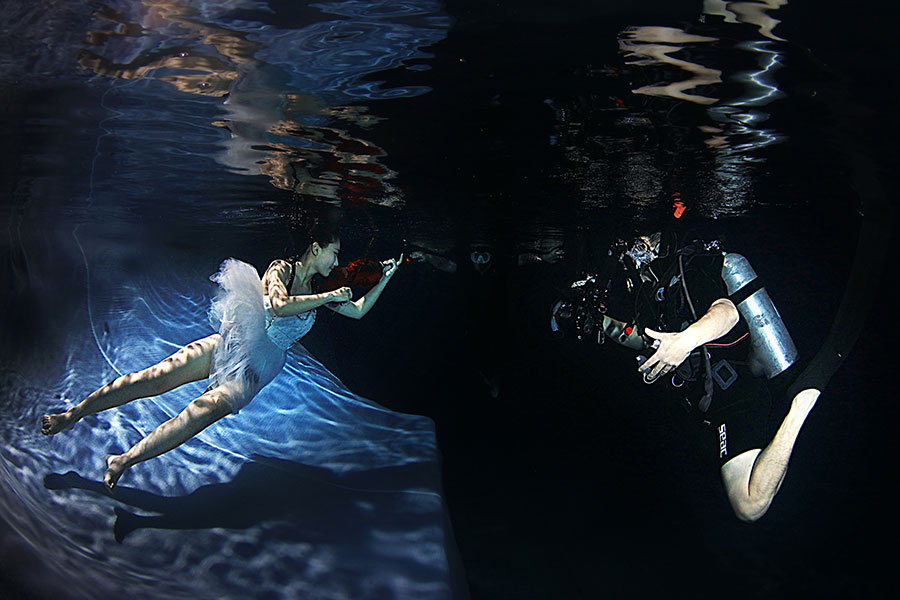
41, 334, 221, 435
720, 388, 820, 521
103, 383, 236, 489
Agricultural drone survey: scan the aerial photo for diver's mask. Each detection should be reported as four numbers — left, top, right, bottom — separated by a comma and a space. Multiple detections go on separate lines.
624, 237, 658, 270
470, 250, 492, 266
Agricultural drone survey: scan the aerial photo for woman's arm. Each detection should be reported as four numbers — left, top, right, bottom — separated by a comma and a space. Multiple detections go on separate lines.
266, 261, 351, 317
639, 298, 739, 379
328, 255, 403, 320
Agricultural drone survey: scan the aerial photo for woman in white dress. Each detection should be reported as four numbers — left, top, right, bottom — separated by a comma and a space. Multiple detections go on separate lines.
41, 226, 403, 490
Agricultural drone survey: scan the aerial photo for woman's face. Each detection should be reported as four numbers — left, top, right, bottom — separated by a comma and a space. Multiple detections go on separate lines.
314, 239, 341, 276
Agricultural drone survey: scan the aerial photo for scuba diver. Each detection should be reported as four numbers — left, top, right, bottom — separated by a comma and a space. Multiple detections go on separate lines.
551, 231, 819, 521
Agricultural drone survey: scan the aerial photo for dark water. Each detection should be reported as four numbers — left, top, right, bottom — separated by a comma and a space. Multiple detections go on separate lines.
2, 1, 897, 598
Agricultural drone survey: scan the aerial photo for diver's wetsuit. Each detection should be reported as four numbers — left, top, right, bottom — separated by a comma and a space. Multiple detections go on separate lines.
600, 234, 783, 468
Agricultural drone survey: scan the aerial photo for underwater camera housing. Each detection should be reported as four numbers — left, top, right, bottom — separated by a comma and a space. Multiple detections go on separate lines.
550, 275, 609, 343
551, 271, 654, 351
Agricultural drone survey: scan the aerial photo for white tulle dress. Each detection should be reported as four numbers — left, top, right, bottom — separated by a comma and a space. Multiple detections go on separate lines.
208, 258, 316, 413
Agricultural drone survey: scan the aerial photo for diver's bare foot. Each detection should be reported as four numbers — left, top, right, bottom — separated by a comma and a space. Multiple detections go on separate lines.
41, 412, 77, 436
104, 454, 128, 491
792, 389, 821, 416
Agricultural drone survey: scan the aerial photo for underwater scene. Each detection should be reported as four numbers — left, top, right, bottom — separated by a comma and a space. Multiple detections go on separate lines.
2, 1, 896, 598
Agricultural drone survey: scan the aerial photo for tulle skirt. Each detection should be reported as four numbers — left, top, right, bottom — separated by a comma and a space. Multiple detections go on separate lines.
208, 258, 285, 413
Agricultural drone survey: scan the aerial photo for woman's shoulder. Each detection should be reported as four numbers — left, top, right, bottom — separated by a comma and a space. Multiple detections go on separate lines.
262, 259, 295, 295
265, 259, 293, 276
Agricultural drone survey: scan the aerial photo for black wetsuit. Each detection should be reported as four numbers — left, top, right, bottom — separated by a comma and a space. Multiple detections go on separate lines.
607, 235, 778, 469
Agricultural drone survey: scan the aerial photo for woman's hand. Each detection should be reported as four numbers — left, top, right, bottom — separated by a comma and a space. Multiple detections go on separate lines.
328, 286, 352, 304
639, 328, 695, 382
328, 255, 402, 319
381, 254, 404, 279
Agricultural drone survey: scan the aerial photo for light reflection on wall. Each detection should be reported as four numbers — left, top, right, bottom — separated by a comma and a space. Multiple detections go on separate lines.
254, 110, 400, 206
78, 1, 256, 96
77, 0, 447, 207
616, 1, 789, 216
547, 2, 793, 219
618, 26, 721, 105
699, 1, 788, 213
703, 0, 787, 42
544, 96, 668, 216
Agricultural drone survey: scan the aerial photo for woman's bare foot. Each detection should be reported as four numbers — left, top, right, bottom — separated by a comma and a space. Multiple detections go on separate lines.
40, 411, 77, 436
104, 454, 128, 491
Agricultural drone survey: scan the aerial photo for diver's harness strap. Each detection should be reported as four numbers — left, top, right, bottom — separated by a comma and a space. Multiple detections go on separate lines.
725, 274, 763, 308
677, 251, 715, 413
555, 237, 800, 415
632, 241, 731, 413
552, 238, 750, 414
621, 240, 726, 413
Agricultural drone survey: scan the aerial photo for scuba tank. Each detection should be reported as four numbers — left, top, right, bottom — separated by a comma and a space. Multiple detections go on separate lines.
721, 253, 797, 378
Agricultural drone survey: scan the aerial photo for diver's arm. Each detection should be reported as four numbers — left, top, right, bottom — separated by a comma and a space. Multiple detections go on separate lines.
328, 255, 403, 320
640, 298, 739, 379
266, 261, 350, 317
678, 297, 739, 348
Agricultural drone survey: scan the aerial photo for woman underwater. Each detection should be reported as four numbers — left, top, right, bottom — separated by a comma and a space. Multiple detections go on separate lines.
40, 224, 403, 490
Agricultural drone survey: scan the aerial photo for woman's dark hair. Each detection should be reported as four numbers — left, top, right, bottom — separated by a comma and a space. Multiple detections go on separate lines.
287, 202, 340, 261
307, 220, 340, 249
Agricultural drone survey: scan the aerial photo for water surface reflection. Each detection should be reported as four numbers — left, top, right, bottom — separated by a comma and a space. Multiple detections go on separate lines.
2, 1, 457, 598
78, 0, 449, 204
550, 1, 793, 218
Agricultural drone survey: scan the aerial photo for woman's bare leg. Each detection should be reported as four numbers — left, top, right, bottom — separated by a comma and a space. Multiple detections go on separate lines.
41, 334, 221, 435
103, 384, 236, 489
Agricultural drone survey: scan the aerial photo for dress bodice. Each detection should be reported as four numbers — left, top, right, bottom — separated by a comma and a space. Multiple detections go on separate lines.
263, 295, 316, 350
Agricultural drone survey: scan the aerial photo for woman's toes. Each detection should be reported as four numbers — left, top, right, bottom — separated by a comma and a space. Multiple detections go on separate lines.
41, 414, 64, 435
103, 455, 124, 491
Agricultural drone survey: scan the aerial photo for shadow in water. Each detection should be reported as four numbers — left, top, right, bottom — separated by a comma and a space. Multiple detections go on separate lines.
44, 455, 439, 545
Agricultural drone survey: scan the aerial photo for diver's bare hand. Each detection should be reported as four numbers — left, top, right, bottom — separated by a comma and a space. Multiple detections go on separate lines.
639, 328, 693, 381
